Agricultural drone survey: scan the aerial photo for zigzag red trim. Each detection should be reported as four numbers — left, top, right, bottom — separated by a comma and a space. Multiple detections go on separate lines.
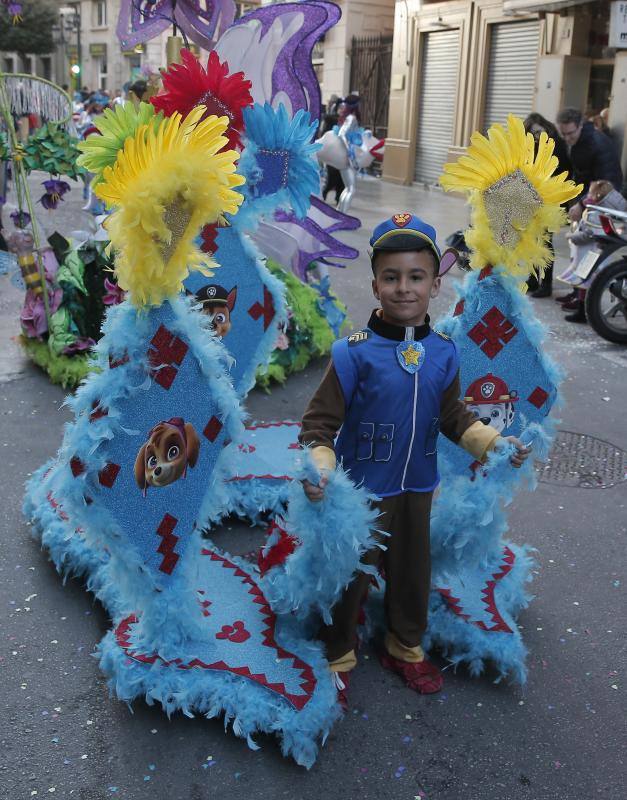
47, 491, 69, 522
114, 550, 316, 710
436, 546, 516, 634
436, 587, 470, 621
478, 546, 515, 633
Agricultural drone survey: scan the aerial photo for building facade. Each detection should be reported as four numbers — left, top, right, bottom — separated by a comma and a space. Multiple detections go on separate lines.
383, 0, 627, 185
319, 0, 396, 101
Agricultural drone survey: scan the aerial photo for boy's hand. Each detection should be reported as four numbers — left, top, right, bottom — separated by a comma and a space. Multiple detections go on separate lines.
302, 474, 329, 502
503, 436, 532, 468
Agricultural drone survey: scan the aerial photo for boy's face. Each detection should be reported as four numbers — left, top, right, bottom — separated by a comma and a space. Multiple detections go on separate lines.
372, 249, 440, 327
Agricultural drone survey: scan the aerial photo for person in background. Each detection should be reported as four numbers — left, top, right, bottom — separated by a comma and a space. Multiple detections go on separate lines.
112, 89, 125, 107
319, 94, 345, 206
557, 107, 623, 223
128, 79, 148, 108
523, 113, 572, 298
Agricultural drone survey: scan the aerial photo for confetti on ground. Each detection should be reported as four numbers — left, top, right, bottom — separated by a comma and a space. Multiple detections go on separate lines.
394, 766, 406, 778
148, 764, 156, 771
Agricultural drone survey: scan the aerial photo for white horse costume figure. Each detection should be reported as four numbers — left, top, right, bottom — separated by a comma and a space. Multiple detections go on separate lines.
317, 116, 384, 213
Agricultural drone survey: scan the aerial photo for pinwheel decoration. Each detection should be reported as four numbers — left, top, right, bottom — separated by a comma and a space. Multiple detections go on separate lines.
116, 0, 235, 50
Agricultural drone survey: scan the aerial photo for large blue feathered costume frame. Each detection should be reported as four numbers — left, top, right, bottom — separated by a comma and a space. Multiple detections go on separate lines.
24, 95, 384, 767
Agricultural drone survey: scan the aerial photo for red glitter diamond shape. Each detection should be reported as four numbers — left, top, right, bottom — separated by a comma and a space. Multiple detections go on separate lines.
70, 456, 85, 477
98, 462, 121, 488
203, 416, 223, 442
156, 513, 180, 574
453, 299, 465, 317
527, 386, 549, 409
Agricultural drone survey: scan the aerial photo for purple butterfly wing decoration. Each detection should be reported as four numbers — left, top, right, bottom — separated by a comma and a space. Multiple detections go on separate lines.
252, 196, 360, 281
117, 0, 235, 50
214, 1, 340, 121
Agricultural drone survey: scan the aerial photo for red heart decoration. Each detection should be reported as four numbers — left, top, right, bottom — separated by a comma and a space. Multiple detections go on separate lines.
216, 620, 250, 643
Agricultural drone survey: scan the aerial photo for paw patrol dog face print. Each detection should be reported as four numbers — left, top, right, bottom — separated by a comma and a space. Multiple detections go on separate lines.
134, 418, 200, 494
464, 373, 517, 434
195, 284, 238, 338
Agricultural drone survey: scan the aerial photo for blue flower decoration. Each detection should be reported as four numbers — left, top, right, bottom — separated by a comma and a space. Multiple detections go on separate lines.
238, 103, 321, 220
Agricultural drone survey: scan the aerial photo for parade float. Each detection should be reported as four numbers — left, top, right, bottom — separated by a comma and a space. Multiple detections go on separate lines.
2, 0, 359, 389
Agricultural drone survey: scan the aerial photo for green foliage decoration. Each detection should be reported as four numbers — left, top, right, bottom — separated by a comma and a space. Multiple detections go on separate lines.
23, 123, 85, 180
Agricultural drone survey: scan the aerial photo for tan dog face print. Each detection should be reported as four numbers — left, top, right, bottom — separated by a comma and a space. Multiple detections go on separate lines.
134, 417, 200, 492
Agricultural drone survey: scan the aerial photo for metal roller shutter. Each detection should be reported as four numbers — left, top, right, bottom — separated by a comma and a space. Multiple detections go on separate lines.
414, 29, 460, 185
483, 20, 540, 131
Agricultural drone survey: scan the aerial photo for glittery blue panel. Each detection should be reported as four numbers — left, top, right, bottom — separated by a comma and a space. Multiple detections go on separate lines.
254, 150, 291, 196
437, 269, 559, 480
186, 225, 286, 397
121, 549, 312, 706
89, 303, 229, 586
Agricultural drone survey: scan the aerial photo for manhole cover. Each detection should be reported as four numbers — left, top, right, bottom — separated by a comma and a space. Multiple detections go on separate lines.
537, 430, 627, 489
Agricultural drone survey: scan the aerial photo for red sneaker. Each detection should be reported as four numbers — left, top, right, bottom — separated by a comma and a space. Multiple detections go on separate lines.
332, 670, 350, 710
380, 652, 443, 694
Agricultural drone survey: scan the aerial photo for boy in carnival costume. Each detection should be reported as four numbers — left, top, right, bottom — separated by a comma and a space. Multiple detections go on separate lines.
299, 214, 530, 706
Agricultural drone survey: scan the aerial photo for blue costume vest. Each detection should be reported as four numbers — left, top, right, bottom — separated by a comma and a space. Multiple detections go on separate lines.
332, 312, 458, 497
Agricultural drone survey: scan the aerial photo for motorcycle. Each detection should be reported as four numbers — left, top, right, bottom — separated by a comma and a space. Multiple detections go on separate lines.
575, 205, 627, 345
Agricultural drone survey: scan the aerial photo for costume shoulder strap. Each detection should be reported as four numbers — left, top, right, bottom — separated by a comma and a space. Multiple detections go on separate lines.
347, 329, 369, 346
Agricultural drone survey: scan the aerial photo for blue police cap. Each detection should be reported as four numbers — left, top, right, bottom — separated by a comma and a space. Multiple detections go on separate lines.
370, 213, 441, 262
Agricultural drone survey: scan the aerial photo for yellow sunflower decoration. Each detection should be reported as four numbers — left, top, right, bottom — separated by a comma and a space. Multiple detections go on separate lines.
440, 114, 581, 282
89, 105, 244, 308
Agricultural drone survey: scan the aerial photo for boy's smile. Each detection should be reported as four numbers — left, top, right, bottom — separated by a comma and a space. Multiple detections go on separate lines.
372, 249, 441, 327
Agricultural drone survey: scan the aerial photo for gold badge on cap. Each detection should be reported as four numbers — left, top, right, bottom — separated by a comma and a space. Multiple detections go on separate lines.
392, 213, 411, 228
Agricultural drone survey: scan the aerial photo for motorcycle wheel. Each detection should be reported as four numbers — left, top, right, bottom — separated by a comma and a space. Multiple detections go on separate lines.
585, 258, 627, 344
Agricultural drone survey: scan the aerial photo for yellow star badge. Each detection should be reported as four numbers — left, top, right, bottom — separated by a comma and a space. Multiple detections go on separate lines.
396, 340, 426, 373
401, 344, 422, 366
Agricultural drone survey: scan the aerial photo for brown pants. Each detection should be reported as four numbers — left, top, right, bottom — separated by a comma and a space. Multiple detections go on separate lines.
319, 491, 433, 667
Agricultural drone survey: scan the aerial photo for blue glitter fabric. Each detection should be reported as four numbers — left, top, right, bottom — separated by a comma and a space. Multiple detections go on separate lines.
186, 224, 287, 397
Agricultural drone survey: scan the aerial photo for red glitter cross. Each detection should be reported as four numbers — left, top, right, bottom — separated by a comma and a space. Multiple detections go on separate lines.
203, 416, 223, 442
156, 513, 180, 574
467, 306, 518, 359
98, 462, 120, 488
527, 386, 549, 409
148, 325, 189, 389
248, 287, 276, 331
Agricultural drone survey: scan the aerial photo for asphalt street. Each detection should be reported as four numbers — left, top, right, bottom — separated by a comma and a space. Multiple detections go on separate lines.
1, 175, 625, 800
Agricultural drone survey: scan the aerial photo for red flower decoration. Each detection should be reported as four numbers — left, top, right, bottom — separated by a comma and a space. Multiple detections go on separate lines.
151, 49, 253, 150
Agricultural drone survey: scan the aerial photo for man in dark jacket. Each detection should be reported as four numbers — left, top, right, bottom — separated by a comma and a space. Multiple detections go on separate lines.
557, 107, 624, 323
557, 107, 623, 219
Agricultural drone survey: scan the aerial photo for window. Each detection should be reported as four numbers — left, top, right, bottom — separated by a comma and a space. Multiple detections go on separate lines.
98, 56, 108, 90
93, 0, 107, 28
41, 56, 52, 81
